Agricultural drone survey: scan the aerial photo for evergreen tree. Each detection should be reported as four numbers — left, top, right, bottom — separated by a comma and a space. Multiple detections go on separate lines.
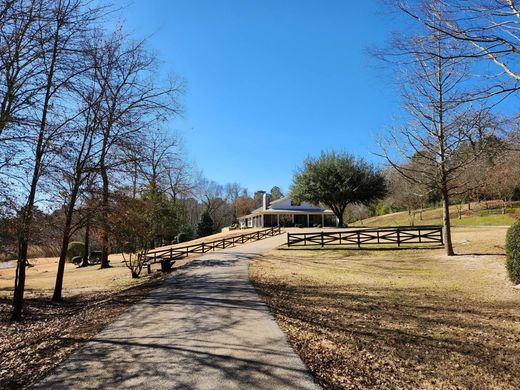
270, 186, 283, 201
197, 210, 215, 237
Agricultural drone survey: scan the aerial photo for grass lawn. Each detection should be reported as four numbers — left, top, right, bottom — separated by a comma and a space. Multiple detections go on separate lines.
353, 201, 520, 227
250, 226, 520, 389
0, 228, 261, 299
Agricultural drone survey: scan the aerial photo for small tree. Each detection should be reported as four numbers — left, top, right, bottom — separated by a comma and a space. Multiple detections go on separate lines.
197, 210, 215, 237
290, 151, 387, 227
270, 186, 283, 201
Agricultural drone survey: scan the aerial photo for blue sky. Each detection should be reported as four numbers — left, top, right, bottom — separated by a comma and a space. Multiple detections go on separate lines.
113, 1, 400, 194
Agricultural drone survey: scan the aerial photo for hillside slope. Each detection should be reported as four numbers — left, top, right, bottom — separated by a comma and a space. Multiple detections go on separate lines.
352, 200, 520, 227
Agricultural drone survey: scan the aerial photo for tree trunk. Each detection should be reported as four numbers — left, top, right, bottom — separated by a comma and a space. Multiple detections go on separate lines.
441, 186, 455, 256
52, 197, 76, 301
12, 240, 28, 321
337, 214, 344, 228
80, 213, 90, 267
100, 165, 110, 268
52, 229, 70, 302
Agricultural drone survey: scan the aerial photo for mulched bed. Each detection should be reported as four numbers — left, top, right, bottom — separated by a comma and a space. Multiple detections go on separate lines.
0, 274, 166, 390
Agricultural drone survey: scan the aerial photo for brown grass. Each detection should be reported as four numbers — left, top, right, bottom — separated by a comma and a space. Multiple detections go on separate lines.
250, 226, 520, 389
0, 228, 261, 299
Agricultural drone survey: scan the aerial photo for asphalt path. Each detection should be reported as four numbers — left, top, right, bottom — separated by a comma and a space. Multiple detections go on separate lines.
34, 234, 319, 389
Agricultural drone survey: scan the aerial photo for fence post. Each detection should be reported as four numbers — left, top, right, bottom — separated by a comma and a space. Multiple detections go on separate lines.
170, 248, 173, 259
397, 228, 401, 247
287, 233, 290, 247
321, 232, 324, 247
357, 231, 361, 248
202, 242, 205, 253
440, 227, 444, 246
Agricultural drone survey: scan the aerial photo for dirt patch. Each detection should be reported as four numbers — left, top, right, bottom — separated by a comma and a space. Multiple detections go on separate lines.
0, 273, 166, 390
250, 226, 520, 389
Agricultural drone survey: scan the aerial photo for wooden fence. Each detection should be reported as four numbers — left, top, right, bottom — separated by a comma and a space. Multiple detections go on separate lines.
286, 226, 443, 248
143, 226, 283, 270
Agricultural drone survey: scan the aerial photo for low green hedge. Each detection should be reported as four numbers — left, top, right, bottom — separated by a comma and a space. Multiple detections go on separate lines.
67, 241, 84, 262
506, 219, 520, 284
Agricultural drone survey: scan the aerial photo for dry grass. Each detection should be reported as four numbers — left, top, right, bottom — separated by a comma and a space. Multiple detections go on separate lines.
250, 226, 520, 389
0, 228, 260, 299
354, 201, 520, 227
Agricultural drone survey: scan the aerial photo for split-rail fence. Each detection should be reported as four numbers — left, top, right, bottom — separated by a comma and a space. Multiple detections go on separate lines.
286, 226, 443, 248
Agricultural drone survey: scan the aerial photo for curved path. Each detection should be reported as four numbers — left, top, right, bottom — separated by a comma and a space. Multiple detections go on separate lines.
35, 235, 319, 389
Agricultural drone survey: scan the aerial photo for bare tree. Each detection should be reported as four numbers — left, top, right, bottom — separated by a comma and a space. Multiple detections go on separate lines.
50, 40, 110, 301
137, 129, 181, 193
378, 5, 498, 256
91, 29, 183, 268
397, 0, 520, 96
12, 0, 100, 321
386, 167, 428, 225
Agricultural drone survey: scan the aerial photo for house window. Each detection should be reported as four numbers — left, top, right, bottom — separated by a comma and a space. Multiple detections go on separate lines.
290, 200, 301, 206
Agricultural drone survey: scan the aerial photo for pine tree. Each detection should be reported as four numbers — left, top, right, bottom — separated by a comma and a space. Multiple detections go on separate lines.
197, 210, 215, 237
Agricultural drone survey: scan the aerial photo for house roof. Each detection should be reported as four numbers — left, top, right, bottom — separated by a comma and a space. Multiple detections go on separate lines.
238, 196, 334, 220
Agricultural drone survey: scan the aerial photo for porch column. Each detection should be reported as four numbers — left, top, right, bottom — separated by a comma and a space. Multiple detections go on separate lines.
261, 214, 264, 228
307, 214, 310, 227
277, 214, 280, 226
321, 214, 324, 227
292, 214, 295, 225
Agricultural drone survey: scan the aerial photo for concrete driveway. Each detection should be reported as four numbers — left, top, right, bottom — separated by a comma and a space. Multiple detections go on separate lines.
34, 234, 319, 389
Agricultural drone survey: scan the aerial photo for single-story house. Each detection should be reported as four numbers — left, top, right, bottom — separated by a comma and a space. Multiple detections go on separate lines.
238, 193, 338, 228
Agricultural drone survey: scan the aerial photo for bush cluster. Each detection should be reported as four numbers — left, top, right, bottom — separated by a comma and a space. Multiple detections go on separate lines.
66, 241, 84, 262
506, 219, 520, 284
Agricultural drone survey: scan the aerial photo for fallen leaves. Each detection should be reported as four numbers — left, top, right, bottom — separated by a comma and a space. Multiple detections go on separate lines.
0, 274, 165, 389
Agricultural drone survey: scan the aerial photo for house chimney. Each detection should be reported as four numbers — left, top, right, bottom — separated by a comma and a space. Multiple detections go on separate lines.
263, 193, 270, 211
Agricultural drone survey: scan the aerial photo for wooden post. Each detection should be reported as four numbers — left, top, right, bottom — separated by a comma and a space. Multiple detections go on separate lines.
170, 248, 173, 259
287, 233, 290, 247
397, 228, 401, 247
321, 232, 324, 247
202, 242, 205, 253
147, 263, 151, 274
357, 231, 361, 248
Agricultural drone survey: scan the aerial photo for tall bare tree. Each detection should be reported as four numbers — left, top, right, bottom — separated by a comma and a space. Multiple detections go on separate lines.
91, 29, 183, 268
12, 0, 100, 321
378, 4, 498, 255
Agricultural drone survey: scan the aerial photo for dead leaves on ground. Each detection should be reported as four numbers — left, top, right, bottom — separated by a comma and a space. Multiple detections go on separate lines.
0, 275, 164, 389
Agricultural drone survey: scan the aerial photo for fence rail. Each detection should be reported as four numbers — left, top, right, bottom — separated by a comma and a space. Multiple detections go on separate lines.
143, 226, 283, 269
287, 226, 443, 248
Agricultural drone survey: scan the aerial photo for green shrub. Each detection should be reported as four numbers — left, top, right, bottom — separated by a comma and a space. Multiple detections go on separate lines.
67, 241, 84, 262
176, 232, 188, 243
506, 219, 520, 284
89, 250, 102, 263
71, 256, 83, 265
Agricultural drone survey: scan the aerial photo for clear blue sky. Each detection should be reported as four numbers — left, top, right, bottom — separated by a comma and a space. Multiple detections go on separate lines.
113, 1, 400, 194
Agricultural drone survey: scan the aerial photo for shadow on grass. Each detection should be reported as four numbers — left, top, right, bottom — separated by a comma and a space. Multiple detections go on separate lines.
278, 245, 443, 251
253, 278, 520, 389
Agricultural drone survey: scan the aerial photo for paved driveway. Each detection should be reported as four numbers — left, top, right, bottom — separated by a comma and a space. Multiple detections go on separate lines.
35, 235, 319, 389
